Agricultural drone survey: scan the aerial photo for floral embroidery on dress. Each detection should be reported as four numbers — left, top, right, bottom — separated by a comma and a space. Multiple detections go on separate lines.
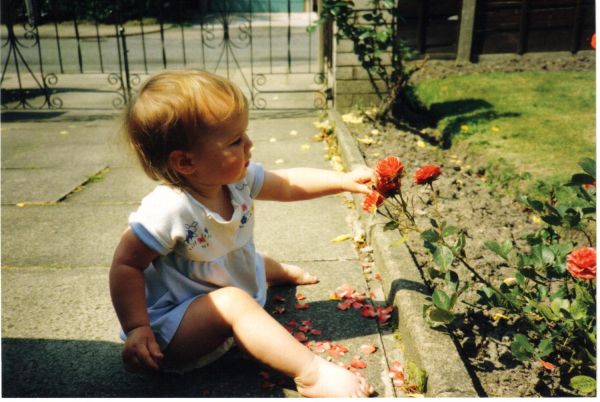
239, 203, 253, 229
185, 222, 212, 250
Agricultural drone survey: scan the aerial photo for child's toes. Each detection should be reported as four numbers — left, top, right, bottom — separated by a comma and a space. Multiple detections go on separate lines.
300, 271, 318, 284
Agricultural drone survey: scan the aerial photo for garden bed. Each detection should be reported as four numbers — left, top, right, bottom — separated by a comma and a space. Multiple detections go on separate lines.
342, 56, 595, 397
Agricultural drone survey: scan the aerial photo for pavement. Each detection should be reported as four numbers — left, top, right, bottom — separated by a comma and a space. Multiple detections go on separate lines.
1, 106, 478, 397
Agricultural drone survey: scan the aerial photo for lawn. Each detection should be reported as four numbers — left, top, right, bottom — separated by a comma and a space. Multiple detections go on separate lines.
415, 71, 596, 196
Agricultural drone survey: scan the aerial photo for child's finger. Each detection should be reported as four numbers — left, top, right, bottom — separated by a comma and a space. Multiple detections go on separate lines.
148, 341, 164, 360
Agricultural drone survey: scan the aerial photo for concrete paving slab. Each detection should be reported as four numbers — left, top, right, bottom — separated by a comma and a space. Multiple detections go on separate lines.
63, 167, 159, 204
2, 260, 394, 397
1, 204, 134, 267
1, 165, 107, 205
254, 196, 357, 262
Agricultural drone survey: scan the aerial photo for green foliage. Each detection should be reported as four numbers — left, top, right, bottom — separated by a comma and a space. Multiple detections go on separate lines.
370, 157, 596, 394
310, 0, 424, 120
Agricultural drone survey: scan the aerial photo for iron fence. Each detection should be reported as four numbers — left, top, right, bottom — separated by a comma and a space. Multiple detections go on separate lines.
1, 0, 333, 110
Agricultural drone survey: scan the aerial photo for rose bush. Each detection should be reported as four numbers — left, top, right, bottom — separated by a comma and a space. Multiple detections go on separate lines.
361, 156, 596, 396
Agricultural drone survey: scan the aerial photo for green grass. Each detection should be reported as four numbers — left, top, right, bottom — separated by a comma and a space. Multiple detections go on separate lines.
415, 71, 596, 196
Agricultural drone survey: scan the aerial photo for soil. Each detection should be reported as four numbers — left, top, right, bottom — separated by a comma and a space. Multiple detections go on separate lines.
345, 56, 596, 397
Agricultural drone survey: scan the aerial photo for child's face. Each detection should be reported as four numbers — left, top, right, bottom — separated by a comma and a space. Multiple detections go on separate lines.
189, 108, 253, 187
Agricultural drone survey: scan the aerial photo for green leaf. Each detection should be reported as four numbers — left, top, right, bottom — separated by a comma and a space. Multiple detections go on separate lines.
565, 173, 596, 186
383, 221, 399, 231
484, 241, 511, 261
423, 240, 437, 255
376, 31, 388, 42
427, 267, 442, 279
445, 270, 459, 293
550, 286, 567, 300
574, 283, 595, 305
579, 158, 596, 178
531, 244, 555, 268
514, 334, 534, 353
421, 230, 439, 243
536, 338, 553, 358
537, 285, 549, 299
515, 271, 525, 287
570, 299, 588, 320
511, 335, 535, 361
442, 226, 459, 238
429, 308, 455, 324
390, 233, 408, 247
433, 245, 454, 270
518, 196, 544, 212
528, 298, 559, 321
570, 376, 597, 394
551, 298, 570, 317
452, 231, 466, 254
432, 289, 451, 310
429, 219, 438, 229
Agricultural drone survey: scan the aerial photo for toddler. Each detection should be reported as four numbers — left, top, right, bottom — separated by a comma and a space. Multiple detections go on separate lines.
110, 69, 375, 397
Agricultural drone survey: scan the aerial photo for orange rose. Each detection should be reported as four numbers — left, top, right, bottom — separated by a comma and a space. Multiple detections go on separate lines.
361, 190, 384, 213
567, 247, 596, 280
374, 157, 404, 183
592, 33, 596, 50
414, 165, 442, 185
584, 181, 596, 189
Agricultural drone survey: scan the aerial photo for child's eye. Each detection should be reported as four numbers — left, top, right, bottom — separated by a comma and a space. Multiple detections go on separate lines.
231, 138, 243, 146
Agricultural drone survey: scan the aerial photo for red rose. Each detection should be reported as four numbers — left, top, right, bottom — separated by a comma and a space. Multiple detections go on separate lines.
592, 33, 596, 50
584, 181, 596, 189
414, 165, 442, 185
374, 157, 404, 183
567, 247, 596, 280
376, 179, 398, 197
361, 191, 384, 213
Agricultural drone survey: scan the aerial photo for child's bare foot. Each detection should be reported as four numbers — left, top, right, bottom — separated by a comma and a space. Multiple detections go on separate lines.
295, 355, 374, 398
267, 263, 318, 287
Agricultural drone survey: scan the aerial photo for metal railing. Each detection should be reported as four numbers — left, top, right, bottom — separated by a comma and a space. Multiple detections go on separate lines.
1, 0, 333, 110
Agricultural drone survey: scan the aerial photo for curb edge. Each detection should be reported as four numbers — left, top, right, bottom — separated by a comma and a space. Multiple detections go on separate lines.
329, 109, 479, 398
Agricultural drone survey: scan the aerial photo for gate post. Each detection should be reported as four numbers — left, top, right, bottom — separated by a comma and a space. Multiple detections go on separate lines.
119, 27, 132, 104
456, 0, 476, 63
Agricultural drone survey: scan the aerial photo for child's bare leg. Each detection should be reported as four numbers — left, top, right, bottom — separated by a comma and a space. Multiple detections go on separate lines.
262, 252, 318, 286
163, 287, 373, 398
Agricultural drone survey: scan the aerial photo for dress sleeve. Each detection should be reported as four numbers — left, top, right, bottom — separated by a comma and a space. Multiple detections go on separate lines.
128, 187, 188, 255
245, 162, 265, 199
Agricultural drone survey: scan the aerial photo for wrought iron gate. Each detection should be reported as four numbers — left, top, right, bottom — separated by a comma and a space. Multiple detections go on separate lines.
1, 0, 333, 110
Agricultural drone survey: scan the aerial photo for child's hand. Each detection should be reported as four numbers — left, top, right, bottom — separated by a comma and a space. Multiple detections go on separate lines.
341, 166, 376, 195
121, 326, 164, 372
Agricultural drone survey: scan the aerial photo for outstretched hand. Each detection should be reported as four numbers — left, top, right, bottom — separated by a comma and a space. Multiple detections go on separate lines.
341, 166, 376, 195
122, 326, 164, 372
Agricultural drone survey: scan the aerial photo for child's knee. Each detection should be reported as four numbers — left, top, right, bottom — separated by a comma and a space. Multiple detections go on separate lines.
209, 287, 260, 318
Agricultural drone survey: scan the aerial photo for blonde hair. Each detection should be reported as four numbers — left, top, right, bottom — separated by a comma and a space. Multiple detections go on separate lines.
122, 69, 247, 186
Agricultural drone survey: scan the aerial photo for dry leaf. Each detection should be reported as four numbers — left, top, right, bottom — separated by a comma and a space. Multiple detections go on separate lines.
331, 234, 351, 242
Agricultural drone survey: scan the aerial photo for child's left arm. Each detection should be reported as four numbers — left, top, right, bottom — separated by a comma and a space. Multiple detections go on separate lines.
256, 166, 375, 201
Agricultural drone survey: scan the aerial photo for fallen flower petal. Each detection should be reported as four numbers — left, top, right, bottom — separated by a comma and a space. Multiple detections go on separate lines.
274, 307, 287, 315
284, 326, 294, 334
375, 274, 381, 280
261, 381, 275, 389
273, 295, 285, 302
352, 301, 365, 309
361, 344, 377, 354
350, 358, 367, 369
337, 299, 352, 310
298, 325, 311, 333
294, 332, 308, 342
259, 371, 270, 378
328, 348, 344, 358
361, 304, 377, 318
311, 329, 322, 335
377, 306, 393, 323
301, 319, 313, 327
277, 379, 287, 386
338, 362, 350, 370
296, 293, 306, 300
294, 303, 310, 310
539, 358, 555, 370
289, 319, 298, 326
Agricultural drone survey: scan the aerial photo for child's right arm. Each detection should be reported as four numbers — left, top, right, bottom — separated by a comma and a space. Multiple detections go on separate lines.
109, 227, 164, 372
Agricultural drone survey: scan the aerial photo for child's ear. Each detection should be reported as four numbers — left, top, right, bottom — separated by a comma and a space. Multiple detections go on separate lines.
169, 150, 197, 175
